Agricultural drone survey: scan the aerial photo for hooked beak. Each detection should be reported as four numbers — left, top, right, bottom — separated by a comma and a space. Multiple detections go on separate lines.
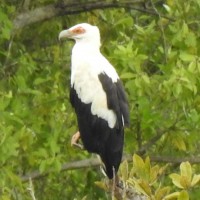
58, 29, 73, 40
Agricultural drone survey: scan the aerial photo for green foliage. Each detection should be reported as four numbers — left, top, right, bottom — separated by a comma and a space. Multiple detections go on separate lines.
169, 161, 200, 195
119, 154, 171, 199
0, 0, 200, 199
97, 155, 200, 199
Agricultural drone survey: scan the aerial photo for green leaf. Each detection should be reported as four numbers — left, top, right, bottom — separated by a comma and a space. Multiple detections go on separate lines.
188, 61, 196, 72
138, 180, 152, 197
191, 174, 200, 187
142, 74, 150, 84
34, 77, 51, 85
180, 176, 191, 189
179, 52, 195, 62
155, 186, 171, 200
170, 162, 192, 189
94, 181, 108, 191
39, 160, 47, 173
81, 196, 87, 200
53, 158, 61, 172
165, 192, 180, 199
130, 179, 151, 197
163, 4, 171, 12
150, 165, 159, 183
144, 156, 151, 182
120, 72, 135, 79
169, 173, 184, 189
119, 160, 129, 182
132, 154, 145, 178
134, 25, 145, 34
182, 22, 189, 36
178, 190, 189, 200
172, 136, 186, 151
174, 83, 182, 97
180, 162, 192, 184
114, 17, 133, 27
185, 32, 197, 47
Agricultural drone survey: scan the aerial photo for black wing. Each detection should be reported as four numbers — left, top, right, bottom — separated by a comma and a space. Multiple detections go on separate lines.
98, 73, 130, 128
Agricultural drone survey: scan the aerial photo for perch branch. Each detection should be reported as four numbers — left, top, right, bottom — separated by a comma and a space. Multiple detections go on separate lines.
21, 158, 101, 182
21, 155, 200, 182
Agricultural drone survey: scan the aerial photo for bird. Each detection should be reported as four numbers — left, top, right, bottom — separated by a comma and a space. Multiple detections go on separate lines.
59, 23, 130, 179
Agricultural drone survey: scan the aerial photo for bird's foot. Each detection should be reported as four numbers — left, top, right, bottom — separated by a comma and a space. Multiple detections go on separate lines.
71, 131, 84, 149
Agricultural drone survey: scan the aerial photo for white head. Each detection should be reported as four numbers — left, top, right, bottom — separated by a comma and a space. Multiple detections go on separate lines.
59, 23, 101, 48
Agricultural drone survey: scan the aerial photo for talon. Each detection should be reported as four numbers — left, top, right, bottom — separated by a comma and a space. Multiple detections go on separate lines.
73, 142, 84, 149
71, 131, 84, 149
71, 131, 80, 145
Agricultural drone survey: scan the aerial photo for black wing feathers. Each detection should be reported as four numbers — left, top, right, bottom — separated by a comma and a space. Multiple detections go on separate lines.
98, 73, 130, 128
115, 80, 130, 126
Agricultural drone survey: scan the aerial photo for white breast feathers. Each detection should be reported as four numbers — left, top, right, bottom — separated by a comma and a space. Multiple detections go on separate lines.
71, 54, 118, 128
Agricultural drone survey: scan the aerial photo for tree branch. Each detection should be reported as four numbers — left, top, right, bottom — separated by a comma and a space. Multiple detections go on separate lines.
150, 155, 200, 164
13, 0, 173, 30
21, 155, 200, 182
21, 157, 101, 182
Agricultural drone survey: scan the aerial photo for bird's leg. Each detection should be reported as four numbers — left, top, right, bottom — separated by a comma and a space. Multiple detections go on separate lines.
112, 167, 116, 198
71, 131, 84, 149
108, 168, 123, 199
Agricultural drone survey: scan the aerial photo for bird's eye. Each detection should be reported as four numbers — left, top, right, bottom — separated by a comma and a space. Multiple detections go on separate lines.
72, 27, 86, 34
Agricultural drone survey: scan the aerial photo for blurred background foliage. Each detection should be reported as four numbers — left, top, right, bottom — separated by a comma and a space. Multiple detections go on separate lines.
0, 0, 200, 199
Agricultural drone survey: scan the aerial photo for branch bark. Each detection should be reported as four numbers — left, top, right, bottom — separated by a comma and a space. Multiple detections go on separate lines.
21, 155, 200, 182
13, 0, 172, 30
21, 157, 101, 182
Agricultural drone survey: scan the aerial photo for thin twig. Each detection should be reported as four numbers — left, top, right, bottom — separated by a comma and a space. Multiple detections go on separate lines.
3, 35, 14, 69
150, 0, 168, 63
27, 178, 37, 200
135, 104, 142, 150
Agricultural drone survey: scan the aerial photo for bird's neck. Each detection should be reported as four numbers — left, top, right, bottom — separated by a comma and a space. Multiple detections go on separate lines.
72, 40, 101, 56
